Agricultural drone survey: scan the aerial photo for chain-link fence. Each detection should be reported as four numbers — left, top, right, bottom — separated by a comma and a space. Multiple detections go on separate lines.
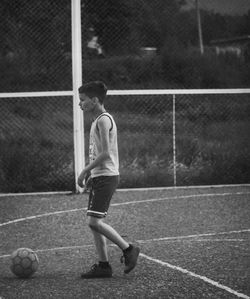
175, 93, 250, 186
0, 0, 250, 193
104, 92, 250, 188
0, 96, 74, 193
1, 91, 249, 193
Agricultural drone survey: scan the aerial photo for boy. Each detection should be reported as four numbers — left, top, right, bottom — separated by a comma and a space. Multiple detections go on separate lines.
78, 81, 140, 278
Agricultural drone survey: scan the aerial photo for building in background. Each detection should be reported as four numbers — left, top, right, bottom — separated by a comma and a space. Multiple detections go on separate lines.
210, 35, 250, 61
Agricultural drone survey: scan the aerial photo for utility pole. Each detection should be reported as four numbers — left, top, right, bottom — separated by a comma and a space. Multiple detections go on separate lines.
196, 0, 204, 54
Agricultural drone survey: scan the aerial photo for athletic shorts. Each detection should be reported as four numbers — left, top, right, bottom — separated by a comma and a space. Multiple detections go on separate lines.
87, 175, 119, 218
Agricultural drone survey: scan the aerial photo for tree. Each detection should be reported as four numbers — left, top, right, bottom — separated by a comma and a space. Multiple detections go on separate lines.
0, 0, 71, 89
82, 0, 183, 54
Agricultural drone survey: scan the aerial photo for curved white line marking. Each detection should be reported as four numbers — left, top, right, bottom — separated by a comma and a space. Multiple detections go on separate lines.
0, 244, 248, 298
0, 208, 86, 228
0, 244, 106, 259
1, 191, 249, 228
0, 229, 249, 259
185, 239, 245, 242
140, 253, 250, 299
0, 184, 249, 198
137, 229, 250, 243
118, 184, 250, 192
0, 191, 72, 198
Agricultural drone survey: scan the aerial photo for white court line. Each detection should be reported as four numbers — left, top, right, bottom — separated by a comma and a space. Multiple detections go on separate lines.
0, 244, 108, 259
0, 208, 86, 228
137, 229, 250, 243
111, 191, 250, 207
186, 239, 248, 243
140, 253, 250, 299
0, 229, 249, 259
118, 183, 250, 192
0, 191, 72, 198
0, 191, 250, 228
0, 243, 249, 299
35, 244, 94, 253
139, 238, 246, 243
1, 184, 250, 198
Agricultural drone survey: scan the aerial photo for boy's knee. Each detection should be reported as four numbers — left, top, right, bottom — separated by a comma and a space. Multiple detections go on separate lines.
88, 217, 101, 232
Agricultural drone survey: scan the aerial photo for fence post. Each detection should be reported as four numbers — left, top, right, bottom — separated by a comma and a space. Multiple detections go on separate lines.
173, 94, 177, 187
72, 0, 85, 193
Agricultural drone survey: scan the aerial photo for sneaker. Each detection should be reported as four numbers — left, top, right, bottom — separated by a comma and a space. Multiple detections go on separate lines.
121, 245, 140, 274
81, 264, 112, 279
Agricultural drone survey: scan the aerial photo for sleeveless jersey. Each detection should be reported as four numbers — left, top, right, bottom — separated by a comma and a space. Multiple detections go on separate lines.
89, 112, 119, 177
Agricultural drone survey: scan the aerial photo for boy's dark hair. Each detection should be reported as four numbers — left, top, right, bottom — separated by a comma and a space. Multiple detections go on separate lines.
78, 81, 107, 104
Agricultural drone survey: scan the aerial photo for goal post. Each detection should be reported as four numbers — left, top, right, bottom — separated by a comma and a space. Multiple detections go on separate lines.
71, 0, 85, 193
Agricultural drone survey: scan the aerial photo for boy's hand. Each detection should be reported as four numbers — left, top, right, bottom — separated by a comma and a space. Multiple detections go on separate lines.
84, 175, 93, 193
78, 170, 92, 192
77, 171, 87, 188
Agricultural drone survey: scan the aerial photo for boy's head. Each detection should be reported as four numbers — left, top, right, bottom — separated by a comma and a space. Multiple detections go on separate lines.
78, 81, 107, 104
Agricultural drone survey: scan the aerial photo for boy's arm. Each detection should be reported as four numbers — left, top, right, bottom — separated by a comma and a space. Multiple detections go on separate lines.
77, 116, 111, 187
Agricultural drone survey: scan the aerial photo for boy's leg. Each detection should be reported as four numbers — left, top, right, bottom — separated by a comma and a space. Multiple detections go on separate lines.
91, 228, 108, 262
81, 217, 128, 279
89, 216, 140, 274
83, 176, 140, 276
81, 219, 112, 279
89, 216, 129, 250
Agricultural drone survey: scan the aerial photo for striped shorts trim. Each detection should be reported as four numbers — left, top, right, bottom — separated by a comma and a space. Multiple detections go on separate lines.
87, 210, 107, 218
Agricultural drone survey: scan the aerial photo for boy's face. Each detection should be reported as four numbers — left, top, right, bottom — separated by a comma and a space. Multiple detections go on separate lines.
79, 93, 96, 112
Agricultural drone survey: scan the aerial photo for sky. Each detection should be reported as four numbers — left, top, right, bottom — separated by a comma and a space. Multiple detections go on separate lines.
182, 0, 250, 15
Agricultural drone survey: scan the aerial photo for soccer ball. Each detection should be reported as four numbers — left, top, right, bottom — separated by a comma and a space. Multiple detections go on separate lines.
10, 248, 39, 278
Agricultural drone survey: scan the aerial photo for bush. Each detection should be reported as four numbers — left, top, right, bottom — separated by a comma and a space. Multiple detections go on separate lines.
0, 138, 74, 192
161, 47, 246, 89
82, 48, 249, 90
